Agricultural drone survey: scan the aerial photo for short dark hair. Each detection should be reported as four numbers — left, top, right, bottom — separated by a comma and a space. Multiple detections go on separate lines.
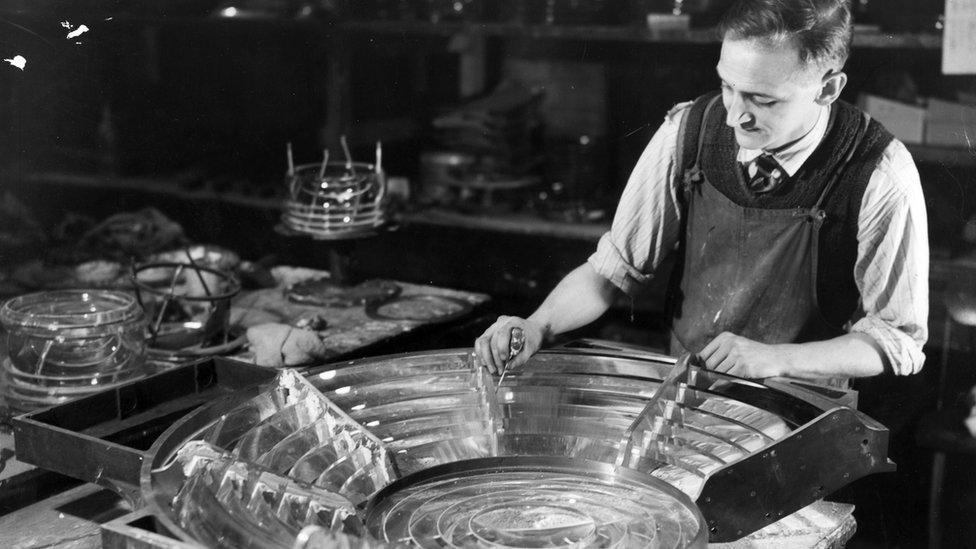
717, 0, 853, 69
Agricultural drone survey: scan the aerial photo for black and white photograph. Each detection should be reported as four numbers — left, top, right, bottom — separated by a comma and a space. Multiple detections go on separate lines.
0, 0, 974, 547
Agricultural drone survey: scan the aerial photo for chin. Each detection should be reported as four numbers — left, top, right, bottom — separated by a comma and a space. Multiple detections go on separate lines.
734, 131, 768, 150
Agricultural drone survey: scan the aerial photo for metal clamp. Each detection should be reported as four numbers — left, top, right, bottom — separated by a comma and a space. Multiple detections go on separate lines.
617, 353, 703, 469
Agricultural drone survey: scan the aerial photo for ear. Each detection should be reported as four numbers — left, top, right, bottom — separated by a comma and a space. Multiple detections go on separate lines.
815, 70, 847, 106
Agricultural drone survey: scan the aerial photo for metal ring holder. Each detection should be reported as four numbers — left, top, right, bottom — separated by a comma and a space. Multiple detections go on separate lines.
280, 161, 387, 241
132, 261, 242, 364
276, 140, 388, 288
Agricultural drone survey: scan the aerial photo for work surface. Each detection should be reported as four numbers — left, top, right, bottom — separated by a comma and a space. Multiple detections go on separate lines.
227, 266, 491, 363
0, 481, 856, 548
0, 269, 860, 548
0, 271, 493, 545
0, 266, 491, 424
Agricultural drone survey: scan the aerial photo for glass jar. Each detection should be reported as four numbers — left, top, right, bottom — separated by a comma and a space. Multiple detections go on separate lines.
0, 289, 148, 412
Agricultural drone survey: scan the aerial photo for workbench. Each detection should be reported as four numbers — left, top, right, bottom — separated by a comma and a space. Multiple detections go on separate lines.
0, 480, 856, 548
0, 271, 492, 544
228, 265, 491, 363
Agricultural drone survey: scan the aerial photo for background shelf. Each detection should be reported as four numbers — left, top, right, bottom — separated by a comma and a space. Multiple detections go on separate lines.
908, 145, 976, 168
338, 21, 943, 49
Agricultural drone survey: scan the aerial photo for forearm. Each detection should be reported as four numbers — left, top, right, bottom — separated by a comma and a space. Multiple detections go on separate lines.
773, 333, 886, 379
527, 263, 617, 339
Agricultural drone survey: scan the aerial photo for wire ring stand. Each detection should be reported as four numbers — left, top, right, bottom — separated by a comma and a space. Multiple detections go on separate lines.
279, 160, 387, 242
132, 260, 243, 364
276, 141, 393, 292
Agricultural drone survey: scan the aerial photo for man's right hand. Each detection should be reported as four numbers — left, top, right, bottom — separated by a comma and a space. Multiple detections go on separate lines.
471, 262, 617, 374
474, 315, 546, 374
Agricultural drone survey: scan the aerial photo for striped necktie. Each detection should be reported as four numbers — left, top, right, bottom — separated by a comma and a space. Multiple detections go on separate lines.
746, 153, 785, 194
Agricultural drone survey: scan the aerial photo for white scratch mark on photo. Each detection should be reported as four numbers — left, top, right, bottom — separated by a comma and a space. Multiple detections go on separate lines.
60, 21, 72, 29
66, 24, 89, 39
4, 55, 26, 70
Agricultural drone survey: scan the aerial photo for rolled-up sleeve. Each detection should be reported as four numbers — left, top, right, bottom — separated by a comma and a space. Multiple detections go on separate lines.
850, 139, 929, 375
588, 106, 687, 296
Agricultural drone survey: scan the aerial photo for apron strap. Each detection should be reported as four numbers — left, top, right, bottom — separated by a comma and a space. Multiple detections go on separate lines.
681, 95, 723, 189
667, 94, 723, 330
810, 111, 872, 213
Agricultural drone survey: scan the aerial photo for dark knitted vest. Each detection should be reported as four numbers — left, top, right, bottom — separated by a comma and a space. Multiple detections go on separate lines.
674, 91, 894, 329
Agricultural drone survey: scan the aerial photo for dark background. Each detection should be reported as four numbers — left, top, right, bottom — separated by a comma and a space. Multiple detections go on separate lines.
1, 1, 975, 546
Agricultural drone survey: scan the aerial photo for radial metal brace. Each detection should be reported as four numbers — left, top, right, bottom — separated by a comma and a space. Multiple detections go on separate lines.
618, 353, 705, 469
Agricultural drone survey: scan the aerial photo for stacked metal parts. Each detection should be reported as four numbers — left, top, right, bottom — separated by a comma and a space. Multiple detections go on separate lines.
281, 141, 387, 240
0, 289, 147, 413
421, 82, 543, 209
142, 349, 894, 547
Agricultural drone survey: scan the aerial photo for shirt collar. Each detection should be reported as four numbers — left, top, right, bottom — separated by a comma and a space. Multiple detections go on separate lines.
736, 104, 830, 177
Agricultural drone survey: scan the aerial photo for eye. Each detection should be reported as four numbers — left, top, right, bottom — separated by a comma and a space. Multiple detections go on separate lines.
752, 97, 777, 107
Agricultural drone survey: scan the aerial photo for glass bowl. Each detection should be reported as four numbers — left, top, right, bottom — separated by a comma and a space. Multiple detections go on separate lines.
0, 289, 148, 411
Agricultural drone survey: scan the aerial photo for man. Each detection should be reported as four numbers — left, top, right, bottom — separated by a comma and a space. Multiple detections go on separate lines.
475, 0, 928, 384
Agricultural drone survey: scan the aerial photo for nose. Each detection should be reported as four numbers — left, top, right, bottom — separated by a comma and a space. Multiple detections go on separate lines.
725, 95, 755, 129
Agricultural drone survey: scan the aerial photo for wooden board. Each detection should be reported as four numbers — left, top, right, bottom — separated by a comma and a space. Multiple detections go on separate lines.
229, 266, 490, 363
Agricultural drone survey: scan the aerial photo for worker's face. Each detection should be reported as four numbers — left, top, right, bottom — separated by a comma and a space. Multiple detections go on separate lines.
717, 37, 836, 151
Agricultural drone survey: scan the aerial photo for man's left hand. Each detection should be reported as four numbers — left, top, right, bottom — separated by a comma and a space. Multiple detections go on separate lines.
700, 332, 785, 379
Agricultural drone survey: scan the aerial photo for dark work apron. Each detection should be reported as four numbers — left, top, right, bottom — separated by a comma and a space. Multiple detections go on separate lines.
670, 98, 862, 375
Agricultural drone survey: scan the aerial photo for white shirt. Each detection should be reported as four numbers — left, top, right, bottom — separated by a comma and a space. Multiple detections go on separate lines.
739, 103, 830, 177
588, 102, 929, 375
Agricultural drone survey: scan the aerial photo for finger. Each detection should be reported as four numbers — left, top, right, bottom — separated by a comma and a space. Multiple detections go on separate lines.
702, 341, 731, 370
508, 347, 532, 370
699, 332, 728, 361
725, 362, 753, 378
485, 336, 503, 374
699, 345, 718, 367
475, 336, 497, 374
700, 338, 719, 360
713, 354, 737, 374
474, 317, 510, 373
477, 317, 508, 341
490, 330, 509, 370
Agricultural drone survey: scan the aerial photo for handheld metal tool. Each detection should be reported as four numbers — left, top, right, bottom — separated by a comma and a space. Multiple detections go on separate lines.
495, 326, 525, 393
